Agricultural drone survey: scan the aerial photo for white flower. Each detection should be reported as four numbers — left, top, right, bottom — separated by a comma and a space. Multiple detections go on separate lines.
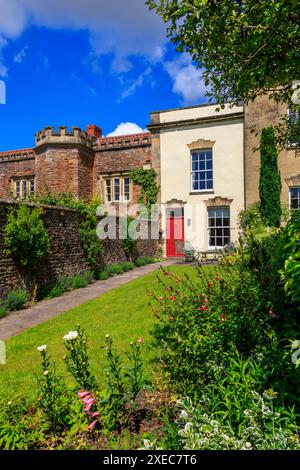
43, 370, 49, 376
63, 331, 79, 342
105, 334, 110, 338
37, 344, 47, 352
179, 410, 189, 420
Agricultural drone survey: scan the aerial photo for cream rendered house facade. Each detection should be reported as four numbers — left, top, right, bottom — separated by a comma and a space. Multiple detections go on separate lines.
148, 103, 245, 256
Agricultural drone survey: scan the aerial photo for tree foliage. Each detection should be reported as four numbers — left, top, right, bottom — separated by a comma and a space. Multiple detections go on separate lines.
4, 205, 49, 268
259, 127, 281, 227
147, 0, 300, 106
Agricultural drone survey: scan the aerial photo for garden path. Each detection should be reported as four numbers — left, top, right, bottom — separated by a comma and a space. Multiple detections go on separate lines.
0, 261, 175, 341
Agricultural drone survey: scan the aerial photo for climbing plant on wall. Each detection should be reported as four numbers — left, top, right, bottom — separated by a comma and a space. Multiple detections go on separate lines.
259, 126, 282, 227
129, 168, 159, 216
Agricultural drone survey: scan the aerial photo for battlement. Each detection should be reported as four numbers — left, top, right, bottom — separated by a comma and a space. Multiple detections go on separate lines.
97, 132, 151, 151
0, 148, 35, 162
35, 126, 94, 149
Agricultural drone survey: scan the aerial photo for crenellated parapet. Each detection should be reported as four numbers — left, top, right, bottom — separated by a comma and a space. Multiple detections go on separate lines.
97, 132, 151, 151
35, 126, 94, 149
0, 148, 35, 162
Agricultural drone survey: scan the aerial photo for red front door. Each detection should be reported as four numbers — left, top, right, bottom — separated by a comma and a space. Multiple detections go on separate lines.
166, 208, 184, 257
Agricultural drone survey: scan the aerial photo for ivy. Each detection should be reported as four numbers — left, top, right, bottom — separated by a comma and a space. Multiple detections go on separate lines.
259, 127, 281, 228
129, 168, 160, 216
4, 205, 49, 268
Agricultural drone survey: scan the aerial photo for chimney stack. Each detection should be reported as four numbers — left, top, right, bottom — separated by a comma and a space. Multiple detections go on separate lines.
86, 124, 102, 140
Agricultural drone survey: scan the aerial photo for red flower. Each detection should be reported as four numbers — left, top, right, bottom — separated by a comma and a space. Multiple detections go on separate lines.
158, 296, 163, 301
204, 298, 208, 303
169, 316, 174, 321
137, 337, 145, 344
201, 305, 207, 311
215, 276, 220, 281
169, 295, 175, 301
220, 314, 225, 323
268, 309, 273, 316
208, 282, 213, 288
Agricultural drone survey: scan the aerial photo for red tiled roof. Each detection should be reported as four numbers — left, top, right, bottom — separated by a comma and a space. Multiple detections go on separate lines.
97, 132, 151, 148
0, 148, 34, 157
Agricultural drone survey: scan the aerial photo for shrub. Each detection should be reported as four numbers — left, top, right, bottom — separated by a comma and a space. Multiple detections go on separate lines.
0, 307, 6, 319
96, 270, 109, 281
121, 261, 134, 272
150, 266, 270, 395
6, 289, 28, 311
71, 275, 89, 289
276, 210, 300, 305
135, 256, 156, 267
39, 276, 71, 300
121, 217, 138, 259
106, 264, 124, 276
4, 205, 49, 268
176, 391, 300, 450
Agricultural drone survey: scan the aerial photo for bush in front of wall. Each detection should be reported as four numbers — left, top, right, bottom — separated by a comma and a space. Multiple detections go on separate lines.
121, 261, 134, 272
96, 270, 109, 281
71, 275, 89, 289
4, 205, 49, 268
106, 264, 124, 276
134, 256, 156, 267
39, 276, 71, 300
6, 289, 28, 311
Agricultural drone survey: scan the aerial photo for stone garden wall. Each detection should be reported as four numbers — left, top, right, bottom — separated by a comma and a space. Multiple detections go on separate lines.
0, 200, 159, 295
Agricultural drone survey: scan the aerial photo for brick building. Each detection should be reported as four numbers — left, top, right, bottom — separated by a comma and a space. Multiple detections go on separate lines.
0, 124, 152, 206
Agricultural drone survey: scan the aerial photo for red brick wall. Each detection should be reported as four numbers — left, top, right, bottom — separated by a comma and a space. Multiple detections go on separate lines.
0, 151, 35, 198
93, 134, 152, 205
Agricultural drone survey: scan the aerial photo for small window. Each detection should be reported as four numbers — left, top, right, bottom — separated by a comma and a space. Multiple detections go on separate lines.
288, 106, 300, 147
290, 187, 300, 211
208, 207, 230, 248
123, 177, 131, 202
105, 179, 112, 203
113, 177, 120, 202
191, 149, 213, 191
12, 177, 35, 198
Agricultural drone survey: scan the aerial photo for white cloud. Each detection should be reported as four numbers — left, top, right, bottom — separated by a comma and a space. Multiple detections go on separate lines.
107, 122, 147, 137
14, 46, 28, 63
164, 54, 209, 105
121, 68, 152, 100
0, 1, 166, 72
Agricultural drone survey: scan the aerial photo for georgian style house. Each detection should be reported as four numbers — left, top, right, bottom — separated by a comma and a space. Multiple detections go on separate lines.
148, 103, 245, 256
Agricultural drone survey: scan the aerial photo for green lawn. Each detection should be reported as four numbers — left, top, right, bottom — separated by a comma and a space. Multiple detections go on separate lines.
0, 265, 208, 401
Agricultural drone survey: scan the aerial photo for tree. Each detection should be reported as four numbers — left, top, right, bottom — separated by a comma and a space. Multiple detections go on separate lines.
147, 0, 300, 106
259, 127, 281, 227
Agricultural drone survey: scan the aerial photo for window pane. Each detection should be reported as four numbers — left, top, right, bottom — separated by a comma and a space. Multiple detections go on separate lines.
208, 207, 230, 248
124, 177, 130, 201
216, 237, 223, 246
291, 198, 299, 209
114, 178, 120, 201
30, 180, 35, 194
191, 149, 213, 191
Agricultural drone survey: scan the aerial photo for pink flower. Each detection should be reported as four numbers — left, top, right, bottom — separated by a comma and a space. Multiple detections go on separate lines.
201, 305, 207, 312
169, 316, 174, 322
220, 314, 225, 323
204, 299, 208, 303
158, 296, 163, 301
88, 411, 100, 418
88, 420, 98, 432
137, 337, 145, 344
78, 391, 90, 399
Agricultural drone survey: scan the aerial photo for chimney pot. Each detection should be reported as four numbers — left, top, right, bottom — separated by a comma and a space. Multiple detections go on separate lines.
87, 124, 102, 140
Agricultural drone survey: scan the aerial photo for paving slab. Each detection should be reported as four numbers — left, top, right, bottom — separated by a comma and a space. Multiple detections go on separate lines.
0, 261, 175, 341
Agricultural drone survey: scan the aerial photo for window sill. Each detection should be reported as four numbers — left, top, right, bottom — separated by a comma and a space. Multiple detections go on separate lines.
189, 190, 214, 195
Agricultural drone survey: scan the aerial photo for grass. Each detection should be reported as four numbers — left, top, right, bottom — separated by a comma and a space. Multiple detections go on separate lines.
0, 264, 215, 401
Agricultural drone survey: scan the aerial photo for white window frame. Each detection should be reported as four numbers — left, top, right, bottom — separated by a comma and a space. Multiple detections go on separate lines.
103, 175, 132, 203
12, 177, 35, 198
207, 207, 230, 250
289, 186, 300, 211
123, 176, 131, 202
190, 149, 213, 192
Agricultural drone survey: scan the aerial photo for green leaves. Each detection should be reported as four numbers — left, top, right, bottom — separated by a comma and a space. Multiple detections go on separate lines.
4, 205, 49, 268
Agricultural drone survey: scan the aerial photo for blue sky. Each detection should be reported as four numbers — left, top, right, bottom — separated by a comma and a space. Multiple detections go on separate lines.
0, 0, 208, 151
